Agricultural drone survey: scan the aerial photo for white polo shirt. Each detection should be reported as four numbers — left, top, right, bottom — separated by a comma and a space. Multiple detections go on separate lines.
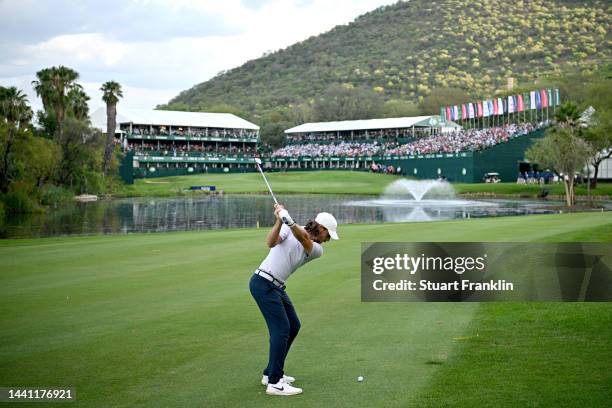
258, 224, 324, 282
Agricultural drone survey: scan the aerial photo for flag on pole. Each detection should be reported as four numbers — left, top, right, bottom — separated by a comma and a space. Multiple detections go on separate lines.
514, 95, 519, 112
530, 91, 536, 110
446, 106, 451, 121
453, 105, 459, 121
524, 93, 530, 111
468, 103, 475, 119
541, 89, 548, 108
547, 89, 553, 107
555, 88, 561, 106
497, 97, 504, 115
493, 98, 498, 115
483, 100, 490, 117
461, 104, 467, 120
487, 99, 494, 116
477, 101, 483, 117
508, 95, 515, 113
536, 91, 541, 109
517, 94, 524, 112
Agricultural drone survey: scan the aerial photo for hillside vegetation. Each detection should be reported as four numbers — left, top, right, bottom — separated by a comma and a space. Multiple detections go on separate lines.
163, 0, 611, 119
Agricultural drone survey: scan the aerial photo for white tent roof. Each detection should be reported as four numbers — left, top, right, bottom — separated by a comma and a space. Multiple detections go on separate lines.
89, 107, 259, 131
285, 116, 441, 134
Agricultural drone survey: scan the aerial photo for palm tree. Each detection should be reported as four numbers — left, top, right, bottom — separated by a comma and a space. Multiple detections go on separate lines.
32, 66, 80, 137
67, 85, 90, 121
0, 86, 33, 192
31, 67, 54, 112
100, 81, 123, 175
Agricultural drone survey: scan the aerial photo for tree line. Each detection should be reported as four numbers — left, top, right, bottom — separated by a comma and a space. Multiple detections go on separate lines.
0, 65, 123, 221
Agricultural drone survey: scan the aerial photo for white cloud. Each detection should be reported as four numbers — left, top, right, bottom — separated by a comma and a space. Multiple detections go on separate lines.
1, 0, 398, 110
25, 34, 128, 67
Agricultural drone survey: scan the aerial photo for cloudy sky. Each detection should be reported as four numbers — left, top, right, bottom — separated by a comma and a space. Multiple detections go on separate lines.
0, 0, 396, 113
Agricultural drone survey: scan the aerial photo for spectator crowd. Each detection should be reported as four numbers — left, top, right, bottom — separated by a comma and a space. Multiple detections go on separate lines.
272, 142, 382, 158
272, 122, 546, 158
124, 122, 548, 161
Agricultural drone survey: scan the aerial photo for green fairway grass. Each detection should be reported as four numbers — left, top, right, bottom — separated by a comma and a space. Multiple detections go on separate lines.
117, 171, 402, 197
1, 213, 611, 407
114, 171, 612, 199
453, 181, 612, 198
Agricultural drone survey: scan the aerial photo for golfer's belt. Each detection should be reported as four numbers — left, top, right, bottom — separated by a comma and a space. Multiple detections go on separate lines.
255, 269, 286, 289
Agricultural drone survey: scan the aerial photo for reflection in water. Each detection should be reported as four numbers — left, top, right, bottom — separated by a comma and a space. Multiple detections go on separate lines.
1, 192, 582, 239
346, 179, 500, 222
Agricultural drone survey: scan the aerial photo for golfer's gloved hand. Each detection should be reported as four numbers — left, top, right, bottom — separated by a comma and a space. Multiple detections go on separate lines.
278, 209, 295, 227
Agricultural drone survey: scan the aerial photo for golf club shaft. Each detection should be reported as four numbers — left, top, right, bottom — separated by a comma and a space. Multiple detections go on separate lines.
256, 164, 279, 205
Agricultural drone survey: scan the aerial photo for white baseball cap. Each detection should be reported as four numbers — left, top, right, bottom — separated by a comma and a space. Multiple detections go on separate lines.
315, 212, 339, 240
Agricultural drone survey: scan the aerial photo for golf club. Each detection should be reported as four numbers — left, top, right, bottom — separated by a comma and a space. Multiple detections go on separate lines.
255, 158, 279, 205
254, 158, 295, 225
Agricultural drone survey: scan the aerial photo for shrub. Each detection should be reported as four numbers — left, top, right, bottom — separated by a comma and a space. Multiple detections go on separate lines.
40, 184, 74, 206
0, 199, 5, 224
3, 181, 42, 214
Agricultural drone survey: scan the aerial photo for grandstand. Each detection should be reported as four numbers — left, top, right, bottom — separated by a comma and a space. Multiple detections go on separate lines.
90, 106, 550, 184
267, 116, 459, 170
284, 116, 458, 143
267, 113, 548, 181
90, 108, 260, 180
265, 89, 560, 181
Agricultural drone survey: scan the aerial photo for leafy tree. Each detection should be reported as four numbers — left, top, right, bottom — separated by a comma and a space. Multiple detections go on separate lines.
35, 109, 58, 138
0, 86, 33, 193
259, 111, 291, 147
58, 117, 106, 194
419, 88, 471, 115
381, 99, 420, 117
287, 102, 315, 125
581, 108, 612, 188
100, 81, 123, 176
201, 103, 248, 119
11, 133, 61, 189
312, 85, 383, 122
556, 101, 581, 127
577, 76, 612, 187
526, 102, 592, 207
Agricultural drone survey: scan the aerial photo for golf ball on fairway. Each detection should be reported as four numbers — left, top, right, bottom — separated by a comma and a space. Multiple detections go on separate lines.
357, 376, 364, 382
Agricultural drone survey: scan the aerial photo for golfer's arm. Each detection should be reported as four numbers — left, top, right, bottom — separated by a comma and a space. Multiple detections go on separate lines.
289, 224, 313, 254
266, 219, 283, 248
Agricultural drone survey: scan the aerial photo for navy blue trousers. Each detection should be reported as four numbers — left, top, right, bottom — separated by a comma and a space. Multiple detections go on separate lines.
249, 274, 301, 385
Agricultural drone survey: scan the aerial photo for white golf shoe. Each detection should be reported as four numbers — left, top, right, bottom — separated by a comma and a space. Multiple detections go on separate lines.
265, 379, 302, 396
261, 374, 295, 385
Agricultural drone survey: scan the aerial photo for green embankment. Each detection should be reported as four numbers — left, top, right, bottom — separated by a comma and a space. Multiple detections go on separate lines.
1, 213, 610, 407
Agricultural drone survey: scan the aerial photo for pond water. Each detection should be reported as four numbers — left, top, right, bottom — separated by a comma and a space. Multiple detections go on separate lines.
3, 193, 597, 239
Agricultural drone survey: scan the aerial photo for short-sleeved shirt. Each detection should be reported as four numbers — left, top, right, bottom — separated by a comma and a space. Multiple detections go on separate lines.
258, 224, 323, 282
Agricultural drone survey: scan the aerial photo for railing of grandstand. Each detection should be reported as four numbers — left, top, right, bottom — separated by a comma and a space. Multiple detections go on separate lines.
133, 150, 258, 159
285, 136, 418, 145
135, 154, 257, 163
126, 133, 259, 143
131, 151, 472, 164
270, 152, 472, 161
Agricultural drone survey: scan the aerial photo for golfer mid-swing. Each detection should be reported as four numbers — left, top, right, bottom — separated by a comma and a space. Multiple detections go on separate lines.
250, 203, 339, 396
